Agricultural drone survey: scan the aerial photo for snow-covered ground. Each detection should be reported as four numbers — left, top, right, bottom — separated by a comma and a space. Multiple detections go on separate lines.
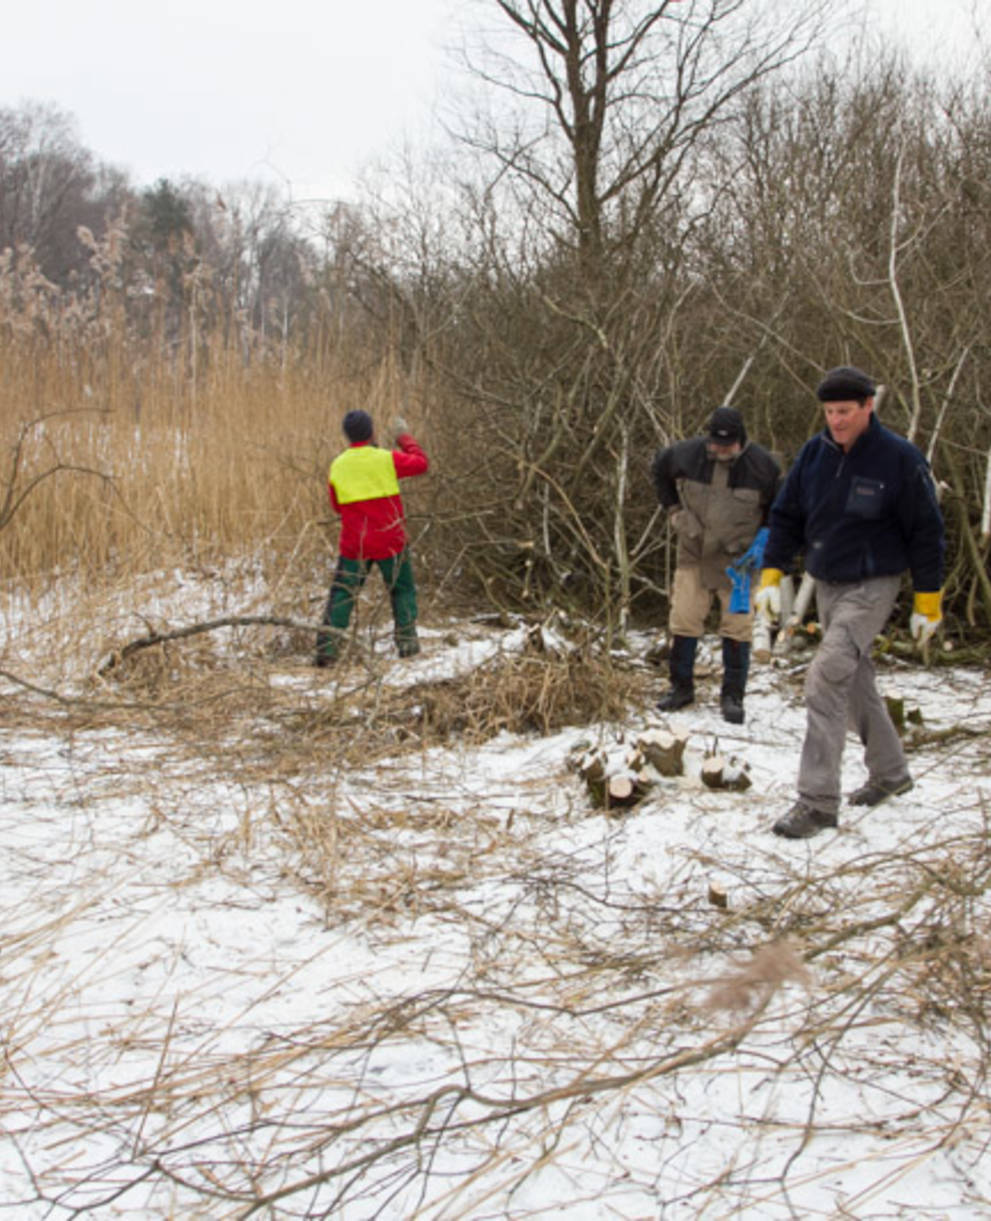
1, 577, 990, 1218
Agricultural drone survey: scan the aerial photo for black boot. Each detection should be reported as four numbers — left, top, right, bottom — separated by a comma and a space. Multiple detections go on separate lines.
721, 638, 750, 724
657, 635, 697, 712
396, 627, 421, 658
314, 628, 342, 668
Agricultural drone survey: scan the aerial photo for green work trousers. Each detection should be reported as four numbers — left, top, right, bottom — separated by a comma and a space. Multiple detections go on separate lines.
316, 549, 419, 661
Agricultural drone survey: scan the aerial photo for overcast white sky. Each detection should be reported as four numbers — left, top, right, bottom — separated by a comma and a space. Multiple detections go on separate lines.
3, 0, 984, 206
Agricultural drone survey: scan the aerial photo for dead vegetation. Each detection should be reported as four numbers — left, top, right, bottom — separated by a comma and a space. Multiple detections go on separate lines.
70, 610, 647, 766
1, 590, 990, 1215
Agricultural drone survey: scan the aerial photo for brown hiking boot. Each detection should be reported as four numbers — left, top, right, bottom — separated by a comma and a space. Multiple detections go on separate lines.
848, 776, 913, 806
772, 800, 838, 839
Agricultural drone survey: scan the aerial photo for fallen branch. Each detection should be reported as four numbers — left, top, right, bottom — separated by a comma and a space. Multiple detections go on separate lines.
97, 614, 322, 675
235, 991, 780, 1217
0, 408, 121, 532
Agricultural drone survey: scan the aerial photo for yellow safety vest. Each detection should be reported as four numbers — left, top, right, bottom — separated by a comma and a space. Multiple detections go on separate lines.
329, 446, 400, 504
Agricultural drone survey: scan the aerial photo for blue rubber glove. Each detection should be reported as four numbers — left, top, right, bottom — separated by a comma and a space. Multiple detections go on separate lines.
735, 527, 769, 574
725, 528, 770, 614
726, 565, 752, 614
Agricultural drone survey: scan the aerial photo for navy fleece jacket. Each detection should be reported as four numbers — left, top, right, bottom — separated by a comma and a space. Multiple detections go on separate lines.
763, 414, 944, 592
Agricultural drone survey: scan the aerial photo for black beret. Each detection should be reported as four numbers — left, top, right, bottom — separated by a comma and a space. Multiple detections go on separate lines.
708, 405, 745, 442
816, 366, 876, 402
342, 409, 374, 442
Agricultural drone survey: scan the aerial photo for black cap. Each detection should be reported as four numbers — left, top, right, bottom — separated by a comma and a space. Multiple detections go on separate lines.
708, 406, 745, 444
816, 366, 876, 402
342, 410, 373, 442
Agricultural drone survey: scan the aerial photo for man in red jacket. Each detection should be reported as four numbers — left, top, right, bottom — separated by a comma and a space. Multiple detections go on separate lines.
315, 410, 429, 665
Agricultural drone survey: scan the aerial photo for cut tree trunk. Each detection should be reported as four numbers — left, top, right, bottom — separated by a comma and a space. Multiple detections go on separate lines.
701, 755, 752, 791
708, 882, 728, 910
605, 773, 653, 812
577, 751, 608, 806
636, 728, 689, 777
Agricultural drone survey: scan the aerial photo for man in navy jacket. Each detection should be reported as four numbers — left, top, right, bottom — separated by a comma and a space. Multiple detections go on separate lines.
756, 366, 945, 839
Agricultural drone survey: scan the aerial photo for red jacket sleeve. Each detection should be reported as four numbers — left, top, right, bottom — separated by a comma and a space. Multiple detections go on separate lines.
392, 434, 429, 478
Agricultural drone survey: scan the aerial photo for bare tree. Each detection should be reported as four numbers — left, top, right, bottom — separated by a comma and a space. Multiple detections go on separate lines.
458, 0, 829, 269
0, 101, 113, 284
419, 0, 833, 631
695, 52, 991, 629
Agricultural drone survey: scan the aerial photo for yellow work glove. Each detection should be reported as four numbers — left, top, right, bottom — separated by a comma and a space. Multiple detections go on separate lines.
754, 567, 783, 619
910, 590, 942, 645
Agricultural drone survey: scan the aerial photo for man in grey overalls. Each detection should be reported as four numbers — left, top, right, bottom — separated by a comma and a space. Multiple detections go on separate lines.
652, 406, 781, 723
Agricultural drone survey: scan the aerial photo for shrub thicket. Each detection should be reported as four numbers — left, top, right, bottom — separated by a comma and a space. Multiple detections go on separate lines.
2, 46, 989, 639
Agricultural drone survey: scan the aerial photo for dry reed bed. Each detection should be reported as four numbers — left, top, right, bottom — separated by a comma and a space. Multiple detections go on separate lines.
1, 614, 989, 1216
0, 331, 438, 600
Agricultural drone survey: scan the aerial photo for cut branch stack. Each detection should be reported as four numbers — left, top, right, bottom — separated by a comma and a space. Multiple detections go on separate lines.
573, 728, 689, 813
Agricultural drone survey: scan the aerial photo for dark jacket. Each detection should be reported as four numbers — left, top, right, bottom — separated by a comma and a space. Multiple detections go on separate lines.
763, 414, 944, 591
651, 433, 782, 586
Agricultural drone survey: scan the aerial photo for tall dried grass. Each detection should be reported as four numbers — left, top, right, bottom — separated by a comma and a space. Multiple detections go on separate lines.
0, 317, 434, 602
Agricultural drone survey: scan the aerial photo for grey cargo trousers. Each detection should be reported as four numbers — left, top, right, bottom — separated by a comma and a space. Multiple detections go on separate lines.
798, 575, 908, 816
